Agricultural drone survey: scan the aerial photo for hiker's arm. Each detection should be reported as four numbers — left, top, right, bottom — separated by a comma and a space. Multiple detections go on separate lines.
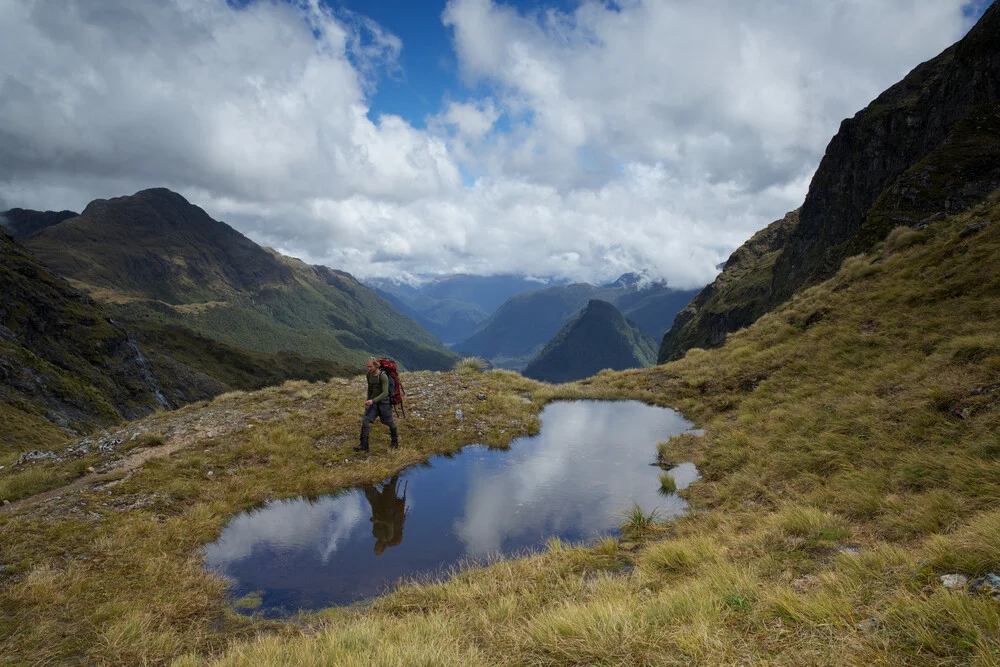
370, 373, 389, 404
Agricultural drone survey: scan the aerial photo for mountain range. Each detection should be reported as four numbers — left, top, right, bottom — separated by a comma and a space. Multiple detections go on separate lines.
11, 188, 456, 372
4, 6, 1000, 664
366, 274, 562, 345
454, 278, 698, 370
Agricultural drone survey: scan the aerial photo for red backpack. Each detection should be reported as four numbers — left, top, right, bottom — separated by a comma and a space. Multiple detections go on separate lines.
376, 358, 405, 417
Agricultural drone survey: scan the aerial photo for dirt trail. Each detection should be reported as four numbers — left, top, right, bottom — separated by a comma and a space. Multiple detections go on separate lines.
0, 385, 335, 516
1, 433, 200, 516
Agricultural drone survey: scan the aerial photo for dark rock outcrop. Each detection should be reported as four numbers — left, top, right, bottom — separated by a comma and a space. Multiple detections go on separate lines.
0, 208, 78, 241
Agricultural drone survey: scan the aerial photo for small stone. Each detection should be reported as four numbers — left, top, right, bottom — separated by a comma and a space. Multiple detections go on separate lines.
455, 409, 464, 421
941, 574, 969, 590
477, 392, 487, 401
206, 471, 214, 477
2, 500, 9, 506
86, 467, 96, 474
856, 617, 881, 632
960, 221, 991, 238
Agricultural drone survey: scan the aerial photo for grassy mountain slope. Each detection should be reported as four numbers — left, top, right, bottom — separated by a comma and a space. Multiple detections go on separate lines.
660, 2, 1000, 362
129, 322, 353, 404
3, 192, 997, 665
22, 189, 456, 371
0, 229, 168, 452
0, 227, 357, 493
522, 299, 657, 383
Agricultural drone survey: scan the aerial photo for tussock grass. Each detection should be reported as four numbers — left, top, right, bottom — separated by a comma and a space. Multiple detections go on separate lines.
454, 356, 488, 374
619, 503, 662, 539
773, 505, 851, 542
0, 466, 65, 502
638, 536, 721, 576
658, 471, 677, 493
122, 431, 166, 452
884, 225, 927, 251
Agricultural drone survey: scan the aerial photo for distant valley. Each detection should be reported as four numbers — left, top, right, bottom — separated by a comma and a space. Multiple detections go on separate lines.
452, 275, 699, 370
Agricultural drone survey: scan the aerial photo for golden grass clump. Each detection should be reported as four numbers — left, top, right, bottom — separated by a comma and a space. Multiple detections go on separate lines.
454, 356, 489, 374
884, 225, 927, 251
638, 536, 721, 576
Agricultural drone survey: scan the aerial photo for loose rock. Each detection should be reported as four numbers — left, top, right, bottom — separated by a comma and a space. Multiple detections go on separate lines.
941, 573, 969, 589
856, 617, 881, 632
15, 450, 56, 465
969, 573, 1000, 600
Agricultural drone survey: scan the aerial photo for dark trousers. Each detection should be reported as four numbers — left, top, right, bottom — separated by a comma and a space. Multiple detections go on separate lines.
360, 402, 398, 449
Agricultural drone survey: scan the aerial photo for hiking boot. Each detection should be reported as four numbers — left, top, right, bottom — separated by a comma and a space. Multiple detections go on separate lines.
390, 441, 399, 449
353, 444, 369, 453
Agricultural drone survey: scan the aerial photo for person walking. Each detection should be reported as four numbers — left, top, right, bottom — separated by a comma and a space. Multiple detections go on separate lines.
355, 356, 399, 452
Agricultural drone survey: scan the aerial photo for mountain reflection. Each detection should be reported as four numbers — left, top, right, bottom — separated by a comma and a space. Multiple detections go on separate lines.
204, 400, 700, 616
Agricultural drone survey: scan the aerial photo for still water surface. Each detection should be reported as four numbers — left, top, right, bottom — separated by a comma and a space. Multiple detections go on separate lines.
204, 400, 700, 616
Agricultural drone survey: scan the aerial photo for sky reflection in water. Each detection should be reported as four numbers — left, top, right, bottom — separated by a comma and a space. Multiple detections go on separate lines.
204, 400, 700, 616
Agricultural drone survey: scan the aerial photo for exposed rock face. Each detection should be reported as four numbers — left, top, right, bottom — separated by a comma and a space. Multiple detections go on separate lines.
659, 4, 1000, 362
523, 299, 656, 383
659, 211, 799, 362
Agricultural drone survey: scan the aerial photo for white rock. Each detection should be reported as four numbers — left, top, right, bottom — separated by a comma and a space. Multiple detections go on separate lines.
941, 574, 969, 589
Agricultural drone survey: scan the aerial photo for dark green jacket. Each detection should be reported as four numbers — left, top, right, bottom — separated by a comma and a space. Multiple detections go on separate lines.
367, 370, 390, 404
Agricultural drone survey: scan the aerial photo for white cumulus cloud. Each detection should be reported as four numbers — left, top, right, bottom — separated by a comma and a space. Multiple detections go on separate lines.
0, 0, 980, 288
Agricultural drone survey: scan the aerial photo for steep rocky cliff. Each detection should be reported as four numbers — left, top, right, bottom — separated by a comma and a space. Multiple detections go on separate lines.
660, 3, 1000, 362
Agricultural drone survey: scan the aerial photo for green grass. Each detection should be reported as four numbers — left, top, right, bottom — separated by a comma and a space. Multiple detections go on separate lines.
658, 471, 677, 493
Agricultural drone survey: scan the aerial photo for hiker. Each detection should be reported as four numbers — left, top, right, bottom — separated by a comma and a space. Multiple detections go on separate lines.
362, 475, 408, 555
355, 356, 399, 452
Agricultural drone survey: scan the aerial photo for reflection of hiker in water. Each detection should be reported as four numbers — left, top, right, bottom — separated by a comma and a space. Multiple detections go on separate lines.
362, 475, 408, 556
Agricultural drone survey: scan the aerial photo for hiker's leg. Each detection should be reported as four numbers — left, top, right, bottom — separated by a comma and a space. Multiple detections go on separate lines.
357, 405, 377, 450
379, 404, 399, 448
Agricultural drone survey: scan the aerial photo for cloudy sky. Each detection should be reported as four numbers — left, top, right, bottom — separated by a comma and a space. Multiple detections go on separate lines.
0, 0, 990, 287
